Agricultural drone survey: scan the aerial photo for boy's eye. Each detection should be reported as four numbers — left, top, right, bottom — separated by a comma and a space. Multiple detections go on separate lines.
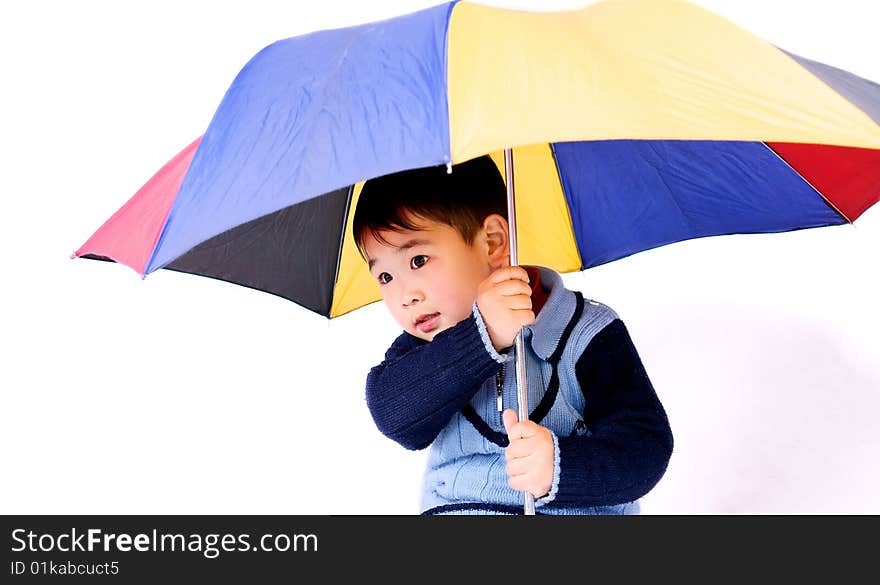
411, 255, 428, 269
375, 255, 426, 285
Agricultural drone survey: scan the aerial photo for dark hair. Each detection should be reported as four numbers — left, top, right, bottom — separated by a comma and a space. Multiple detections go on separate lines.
353, 155, 507, 257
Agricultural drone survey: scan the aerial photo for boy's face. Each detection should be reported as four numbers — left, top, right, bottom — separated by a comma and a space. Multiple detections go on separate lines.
362, 214, 507, 342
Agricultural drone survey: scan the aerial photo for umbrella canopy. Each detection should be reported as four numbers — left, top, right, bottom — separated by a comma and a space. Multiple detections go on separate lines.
73, 0, 880, 318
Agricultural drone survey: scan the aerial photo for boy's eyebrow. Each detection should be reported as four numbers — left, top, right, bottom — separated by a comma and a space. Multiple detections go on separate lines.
367, 238, 431, 269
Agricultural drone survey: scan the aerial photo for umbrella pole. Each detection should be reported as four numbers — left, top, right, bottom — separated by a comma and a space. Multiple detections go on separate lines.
504, 148, 536, 516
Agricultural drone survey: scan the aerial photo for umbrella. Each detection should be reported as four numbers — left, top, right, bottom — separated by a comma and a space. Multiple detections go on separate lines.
72, 0, 880, 513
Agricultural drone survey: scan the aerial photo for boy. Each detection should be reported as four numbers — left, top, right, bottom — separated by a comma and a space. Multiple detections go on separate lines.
353, 155, 673, 515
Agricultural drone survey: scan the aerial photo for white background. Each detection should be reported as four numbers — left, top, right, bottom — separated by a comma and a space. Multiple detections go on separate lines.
2, 0, 878, 514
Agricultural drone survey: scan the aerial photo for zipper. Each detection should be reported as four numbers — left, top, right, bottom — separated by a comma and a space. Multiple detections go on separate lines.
495, 363, 504, 414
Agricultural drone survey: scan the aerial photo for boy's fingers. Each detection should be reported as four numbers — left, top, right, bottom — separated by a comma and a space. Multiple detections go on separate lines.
504, 411, 540, 444
505, 458, 530, 477
494, 280, 533, 297
507, 421, 537, 441
488, 266, 529, 284
505, 441, 531, 460
498, 295, 533, 311
502, 409, 518, 434
506, 434, 546, 461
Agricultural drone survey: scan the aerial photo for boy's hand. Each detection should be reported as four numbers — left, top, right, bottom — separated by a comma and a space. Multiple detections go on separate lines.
502, 409, 554, 499
476, 264, 535, 351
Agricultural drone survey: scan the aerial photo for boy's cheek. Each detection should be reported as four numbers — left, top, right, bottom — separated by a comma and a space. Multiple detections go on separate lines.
386, 305, 420, 338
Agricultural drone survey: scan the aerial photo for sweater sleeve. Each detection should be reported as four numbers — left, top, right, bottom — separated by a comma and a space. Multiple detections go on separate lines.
550, 319, 674, 507
365, 310, 504, 451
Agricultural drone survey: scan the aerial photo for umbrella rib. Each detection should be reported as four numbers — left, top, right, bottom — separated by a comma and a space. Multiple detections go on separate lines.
548, 142, 586, 270
760, 142, 853, 224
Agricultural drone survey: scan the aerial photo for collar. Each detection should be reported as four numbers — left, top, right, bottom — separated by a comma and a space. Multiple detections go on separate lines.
520, 266, 578, 361
523, 266, 549, 316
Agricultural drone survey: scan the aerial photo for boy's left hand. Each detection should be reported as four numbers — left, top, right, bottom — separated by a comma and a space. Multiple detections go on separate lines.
502, 408, 554, 499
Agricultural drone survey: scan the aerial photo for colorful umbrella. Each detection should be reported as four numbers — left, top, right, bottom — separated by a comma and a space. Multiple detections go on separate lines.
72, 0, 880, 512
73, 0, 880, 317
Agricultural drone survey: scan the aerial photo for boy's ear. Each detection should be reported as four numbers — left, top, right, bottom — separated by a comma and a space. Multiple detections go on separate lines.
482, 214, 510, 269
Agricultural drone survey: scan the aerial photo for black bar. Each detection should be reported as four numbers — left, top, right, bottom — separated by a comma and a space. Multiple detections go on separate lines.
1, 515, 875, 582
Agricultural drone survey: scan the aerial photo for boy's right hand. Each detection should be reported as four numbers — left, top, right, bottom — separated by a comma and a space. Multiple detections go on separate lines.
476, 265, 535, 351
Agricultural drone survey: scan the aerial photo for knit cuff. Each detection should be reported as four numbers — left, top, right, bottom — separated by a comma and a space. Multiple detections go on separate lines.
472, 301, 512, 364
551, 434, 595, 505
435, 309, 506, 376
535, 430, 561, 507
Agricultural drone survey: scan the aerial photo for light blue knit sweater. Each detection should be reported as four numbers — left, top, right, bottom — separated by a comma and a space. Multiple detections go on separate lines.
365, 266, 673, 515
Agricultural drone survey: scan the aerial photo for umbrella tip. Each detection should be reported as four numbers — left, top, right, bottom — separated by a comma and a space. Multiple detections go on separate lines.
446, 162, 452, 174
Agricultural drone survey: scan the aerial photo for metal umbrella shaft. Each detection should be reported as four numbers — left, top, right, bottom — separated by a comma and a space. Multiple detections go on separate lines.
504, 148, 535, 516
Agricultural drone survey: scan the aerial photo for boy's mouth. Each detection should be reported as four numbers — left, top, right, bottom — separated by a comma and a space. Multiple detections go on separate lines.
415, 312, 441, 333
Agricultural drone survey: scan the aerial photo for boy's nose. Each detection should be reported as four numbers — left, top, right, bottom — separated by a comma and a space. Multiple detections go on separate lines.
402, 289, 424, 307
